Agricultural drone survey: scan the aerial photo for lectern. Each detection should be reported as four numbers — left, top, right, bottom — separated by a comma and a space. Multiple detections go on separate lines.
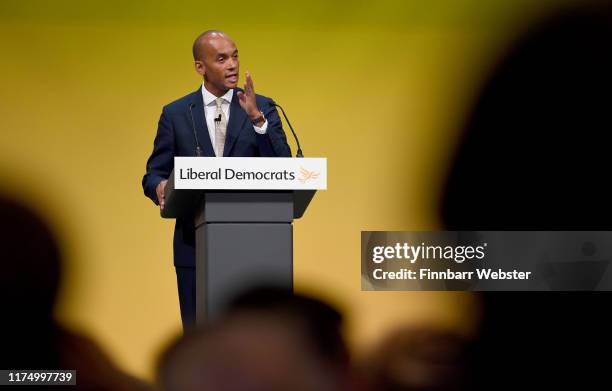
161, 167, 317, 324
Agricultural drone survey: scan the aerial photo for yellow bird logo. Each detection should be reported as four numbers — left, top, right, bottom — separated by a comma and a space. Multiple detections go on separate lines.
298, 167, 320, 183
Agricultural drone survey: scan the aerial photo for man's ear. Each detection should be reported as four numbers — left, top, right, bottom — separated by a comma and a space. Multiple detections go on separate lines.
194, 60, 205, 77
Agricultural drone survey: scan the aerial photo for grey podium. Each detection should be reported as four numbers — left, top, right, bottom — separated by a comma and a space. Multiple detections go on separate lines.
161, 169, 316, 324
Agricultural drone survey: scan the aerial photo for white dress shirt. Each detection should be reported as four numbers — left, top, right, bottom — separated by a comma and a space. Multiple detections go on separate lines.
201, 84, 267, 156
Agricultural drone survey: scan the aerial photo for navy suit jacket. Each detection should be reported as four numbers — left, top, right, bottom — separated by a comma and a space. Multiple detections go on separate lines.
142, 86, 292, 267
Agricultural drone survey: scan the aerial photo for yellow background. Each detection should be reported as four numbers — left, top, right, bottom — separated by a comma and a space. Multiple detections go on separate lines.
0, 0, 573, 379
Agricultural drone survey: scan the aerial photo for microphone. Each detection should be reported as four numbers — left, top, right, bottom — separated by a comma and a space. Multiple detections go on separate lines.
270, 102, 304, 158
214, 114, 222, 122
188, 103, 203, 157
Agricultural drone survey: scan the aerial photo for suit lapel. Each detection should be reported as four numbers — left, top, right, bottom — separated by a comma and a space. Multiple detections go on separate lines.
224, 88, 248, 156
189, 88, 215, 157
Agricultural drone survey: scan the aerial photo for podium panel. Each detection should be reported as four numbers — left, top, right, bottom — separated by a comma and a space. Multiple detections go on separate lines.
195, 223, 292, 322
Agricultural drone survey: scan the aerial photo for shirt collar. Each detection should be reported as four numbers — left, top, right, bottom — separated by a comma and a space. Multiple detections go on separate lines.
202, 83, 234, 106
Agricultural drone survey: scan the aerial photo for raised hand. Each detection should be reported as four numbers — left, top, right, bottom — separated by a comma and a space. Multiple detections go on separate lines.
237, 72, 264, 126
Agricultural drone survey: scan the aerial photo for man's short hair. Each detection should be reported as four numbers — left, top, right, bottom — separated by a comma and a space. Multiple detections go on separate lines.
192, 30, 226, 61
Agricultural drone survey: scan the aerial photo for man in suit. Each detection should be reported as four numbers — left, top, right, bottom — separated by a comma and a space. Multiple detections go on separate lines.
142, 30, 292, 328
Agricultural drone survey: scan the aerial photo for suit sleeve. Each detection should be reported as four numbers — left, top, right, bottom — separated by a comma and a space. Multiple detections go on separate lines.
255, 98, 292, 157
142, 107, 175, 205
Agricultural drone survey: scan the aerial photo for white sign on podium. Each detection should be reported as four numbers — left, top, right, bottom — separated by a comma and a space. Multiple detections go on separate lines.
174, 157, 327, 190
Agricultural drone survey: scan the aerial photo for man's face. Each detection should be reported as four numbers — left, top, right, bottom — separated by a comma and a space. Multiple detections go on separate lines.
195, 35, 239, 96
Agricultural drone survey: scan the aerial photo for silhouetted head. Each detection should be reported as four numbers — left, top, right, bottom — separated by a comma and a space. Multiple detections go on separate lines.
440, 2, 612, 389
0, 194, 63, 368
226, 286, 349, 368
157, 287, 351, 391
0, 195, 62, 323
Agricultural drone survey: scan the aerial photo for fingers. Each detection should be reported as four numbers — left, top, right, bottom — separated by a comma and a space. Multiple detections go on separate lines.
248, 72, 255, 93
239, 72, 259, 115
157, 180, 167, 210
244, 71, 255, 95
158, 192, 165, 210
